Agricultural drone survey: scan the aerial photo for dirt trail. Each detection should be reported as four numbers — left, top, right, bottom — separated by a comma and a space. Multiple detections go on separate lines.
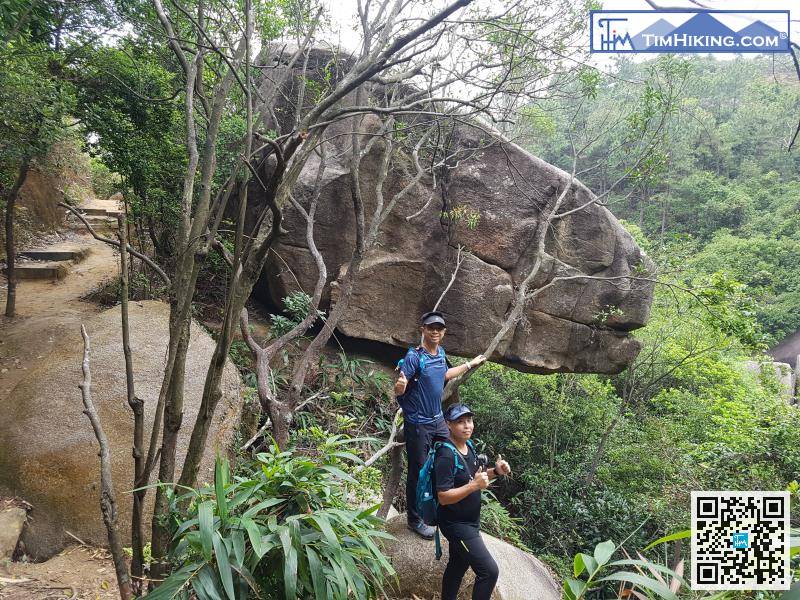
0, 545, 120, 600
0, 230, 119, 400
0, 207, 123, 600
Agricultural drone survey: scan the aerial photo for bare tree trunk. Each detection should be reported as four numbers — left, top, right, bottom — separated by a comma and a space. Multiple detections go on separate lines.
149, 315, 190, 581
118, 215, 145, 590
358, 409, 404, 472
78, 325, 133, 600
4, 157, 31, 318
178, 283, 249, 487
270, 402, 291, 450
584, 394, 629, 487
378, 426, 405, 519
286, 104, 371, 412
179, 0, 258, 480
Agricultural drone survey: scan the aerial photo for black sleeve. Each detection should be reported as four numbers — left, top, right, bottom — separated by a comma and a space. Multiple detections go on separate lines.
434, 448, 456, 492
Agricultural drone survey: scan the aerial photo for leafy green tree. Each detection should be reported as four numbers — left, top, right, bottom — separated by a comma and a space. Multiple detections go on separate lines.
527, 55, 800, 343
0, 41, 74, 315
457, 244, 800, 574
73, 43, 187, 260
1, 0, 114, 316
691, 233, 800, 341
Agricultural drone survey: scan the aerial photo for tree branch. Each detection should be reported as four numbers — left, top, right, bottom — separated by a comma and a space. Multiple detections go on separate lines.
58, 202, 171, 285
78, 325, 133, 600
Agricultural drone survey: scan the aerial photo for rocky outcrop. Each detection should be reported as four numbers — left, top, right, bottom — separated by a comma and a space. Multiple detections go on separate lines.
0, 301, 242, 559
248, 47, 653, 374
0, 499, 29, 561
382, 514, 561, 599
744, 360, 797, 402
769, 329, 800, 370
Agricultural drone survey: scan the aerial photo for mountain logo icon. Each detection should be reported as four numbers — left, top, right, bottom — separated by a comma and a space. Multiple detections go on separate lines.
591, 10, 790, 54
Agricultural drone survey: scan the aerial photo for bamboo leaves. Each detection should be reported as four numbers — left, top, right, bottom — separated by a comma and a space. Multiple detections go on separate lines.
151, 441, 395, 599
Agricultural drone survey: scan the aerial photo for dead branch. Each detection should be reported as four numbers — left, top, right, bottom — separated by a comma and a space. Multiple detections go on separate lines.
78, 325, 133, 600
433, 245, 465, 312
443, 137, 579, 401
377, 425, 406, 519
357, 409, 404, 472
117, 216, 146, 591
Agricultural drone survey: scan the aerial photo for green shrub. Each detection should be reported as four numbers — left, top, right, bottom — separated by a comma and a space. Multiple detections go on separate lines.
150, 439, 395, 599
270, 291, 325, 337
480, 491, 530, 552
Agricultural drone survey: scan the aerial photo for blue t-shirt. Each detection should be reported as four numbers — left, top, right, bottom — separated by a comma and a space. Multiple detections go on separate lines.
398, 346, 448, 424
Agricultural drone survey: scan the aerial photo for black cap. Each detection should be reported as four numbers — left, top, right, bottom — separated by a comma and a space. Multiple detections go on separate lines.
421, 311, 446, 327
444, 403, 473, 422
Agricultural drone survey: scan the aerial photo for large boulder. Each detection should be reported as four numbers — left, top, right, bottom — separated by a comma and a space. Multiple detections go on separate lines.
250, 47, 653, 374
382, 514, 560, 600
0, 499, 29, 561
0, 301, 242, 559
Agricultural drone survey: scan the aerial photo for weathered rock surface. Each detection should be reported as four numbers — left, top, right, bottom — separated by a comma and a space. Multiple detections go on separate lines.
744, 360, 797, 402
382, 514, 561, 600
0, 503, 28, 561
251, 47, 653, 374
770, 329, 800, 370
0, 301, 242, 559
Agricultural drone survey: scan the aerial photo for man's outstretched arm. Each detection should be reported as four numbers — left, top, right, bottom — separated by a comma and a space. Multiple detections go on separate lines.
445, 354, 488, 381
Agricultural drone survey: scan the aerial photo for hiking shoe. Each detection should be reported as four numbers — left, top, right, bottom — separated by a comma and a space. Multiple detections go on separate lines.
407, 521, 435, 540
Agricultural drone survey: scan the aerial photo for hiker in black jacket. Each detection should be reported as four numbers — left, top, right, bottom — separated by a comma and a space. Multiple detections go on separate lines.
435, 403, 511, 600
393, 311, 486, 539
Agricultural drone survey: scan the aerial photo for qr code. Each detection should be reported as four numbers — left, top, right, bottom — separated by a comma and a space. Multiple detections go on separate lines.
691, 491, 790, 590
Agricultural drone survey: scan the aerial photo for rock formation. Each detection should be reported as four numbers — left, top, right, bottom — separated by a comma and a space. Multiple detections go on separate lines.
0, 301, 241, 559
382, 513, 561, 599
248, 48, 654, 374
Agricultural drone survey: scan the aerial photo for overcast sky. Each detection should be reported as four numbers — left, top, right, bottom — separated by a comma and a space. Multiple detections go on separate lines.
319, 0, 799, 68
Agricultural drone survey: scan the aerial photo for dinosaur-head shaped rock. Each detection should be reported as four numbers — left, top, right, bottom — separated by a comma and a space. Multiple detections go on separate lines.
250, 48, 654, 374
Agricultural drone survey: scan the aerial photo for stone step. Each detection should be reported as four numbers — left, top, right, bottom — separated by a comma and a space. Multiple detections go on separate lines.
81, 207, 122, 218
4, 262, 69, 280
18, 248, 90, 263
66, 214, 118, 230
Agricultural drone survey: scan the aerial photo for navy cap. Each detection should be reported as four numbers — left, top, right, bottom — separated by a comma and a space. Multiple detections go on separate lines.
421, 311, 446, 327
444, 403, 473, 422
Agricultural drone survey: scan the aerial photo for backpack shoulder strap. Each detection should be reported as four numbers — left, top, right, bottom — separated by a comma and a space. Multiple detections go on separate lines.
439, 346, 453, 370
401, 346, 424, 381
441, 442, 469, 477
416, 346, 427, 377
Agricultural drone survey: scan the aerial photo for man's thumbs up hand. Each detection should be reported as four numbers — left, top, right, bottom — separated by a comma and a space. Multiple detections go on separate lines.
474, 467, 491, 490
495, 454, 511, 476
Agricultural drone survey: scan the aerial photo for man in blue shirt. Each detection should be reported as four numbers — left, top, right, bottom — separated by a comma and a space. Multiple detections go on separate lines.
394, 310, 486, 539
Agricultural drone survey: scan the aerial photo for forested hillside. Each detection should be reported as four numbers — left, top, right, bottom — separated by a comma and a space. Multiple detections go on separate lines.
526, 56, 800, 343
455, 53, 800, 584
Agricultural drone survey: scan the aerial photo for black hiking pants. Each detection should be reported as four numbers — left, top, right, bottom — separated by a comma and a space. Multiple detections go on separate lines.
440, 524, 499, 600
405, 419, 449, 524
